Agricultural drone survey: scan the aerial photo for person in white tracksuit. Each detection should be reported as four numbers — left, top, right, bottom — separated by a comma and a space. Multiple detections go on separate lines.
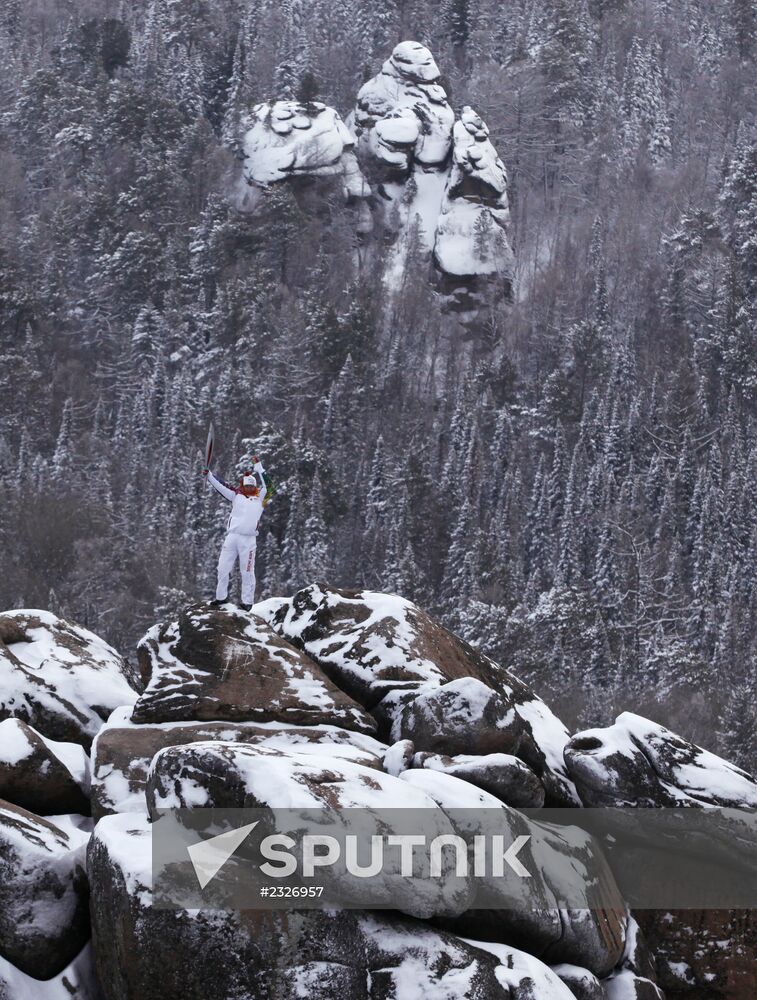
203, 458, 267, 610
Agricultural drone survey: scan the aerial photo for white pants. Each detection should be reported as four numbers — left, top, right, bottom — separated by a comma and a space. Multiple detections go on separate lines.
216, 532, 257, 605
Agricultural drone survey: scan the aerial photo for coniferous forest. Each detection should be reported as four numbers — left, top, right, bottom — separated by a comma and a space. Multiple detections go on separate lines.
0, 0, 755, 765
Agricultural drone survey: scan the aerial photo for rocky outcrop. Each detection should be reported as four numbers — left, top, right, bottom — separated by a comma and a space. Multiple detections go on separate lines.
8, 589, 757, 997
238, 42, 514, 308
0, 611, 138, 748
350, 42, 514, 305
88, 811, 577, 1000
564, 712, 757, 809
0, 801, 90, 979
412, 751, 545, 808
258, 583, 579, 804
434, 107, 515, 306
0, 718, 90, 815
241, 100, 369, 200
352, 41, 455, 174
91, 705, 386, 819
133, 603, 375, 734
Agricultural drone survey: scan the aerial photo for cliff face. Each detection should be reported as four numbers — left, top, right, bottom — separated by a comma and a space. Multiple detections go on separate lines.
238, 41, 515, 311
1, 586, 756, 998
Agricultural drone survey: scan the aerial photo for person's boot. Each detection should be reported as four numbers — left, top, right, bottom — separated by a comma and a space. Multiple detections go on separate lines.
239, 602, 253, 612
209, 598, 226, 607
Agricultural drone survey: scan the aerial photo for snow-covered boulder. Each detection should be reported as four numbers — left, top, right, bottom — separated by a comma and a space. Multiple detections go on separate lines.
0, 944, 101, 1000
434, 107, 515, 303
145, 740, 472, 918
413, 750, 545, 808
399, 768, 628, 978
88, 811, 575, 1000
382, 738, 415, 776
564, 711, 757, 809
0, 718, 89, 816
0, 610, 138, 748
377, 676, 524, 755
91, 706, 386, 819
0, 801, 89, 979
133, 603, 375, 734
352, 41, 455, 174
258, 584, 578, 804
551, 963, 606, 1000
241, 100, 369, 201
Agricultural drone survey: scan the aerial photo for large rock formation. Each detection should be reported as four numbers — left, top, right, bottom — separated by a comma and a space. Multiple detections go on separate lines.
351, 41, 514, 307
565, 712, 757, 809
133, 603, 375, 734
239, 42, 515, 309
0, 718, 90, 815
89, 812, 578, 1000
257, 583, 579, 805
434, 107, 515, 303
240, 100, 370, 209
352, 41, 455, 174
0, 801, 90, 979
0, 611, 138, 748
2, 591, 756, 997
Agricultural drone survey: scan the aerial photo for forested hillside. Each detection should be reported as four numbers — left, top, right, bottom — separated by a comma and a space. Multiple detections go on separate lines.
0, 0, 754, 763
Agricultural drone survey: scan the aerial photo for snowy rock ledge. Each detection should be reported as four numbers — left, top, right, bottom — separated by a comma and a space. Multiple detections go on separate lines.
0, 610, 138, 747
240, 100, 370, 203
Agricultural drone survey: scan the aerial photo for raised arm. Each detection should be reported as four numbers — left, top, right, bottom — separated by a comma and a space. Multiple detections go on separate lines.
253, 457, 267, 501
205, 469, 236, 502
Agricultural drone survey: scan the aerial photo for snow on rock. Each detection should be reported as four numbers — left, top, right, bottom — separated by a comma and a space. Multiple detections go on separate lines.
565, 711, 757, 809
0, 944, 101, 1000
352, 41, 454, 173
0, 718, 90, 816
133, 602, 375, 735
347, 42, 513, 303
412, 750, 545, 808
399, 768, 627, 978
236, 42, 515, 306
91, 705, 387, 819
603, 968, 664, 999
259, 584, 578, 804
0, 801, 89, 979
241, 100, 370, 201
363, 917, 577, 999
550, 963, 606, 1000
383, 738, 415, 777
636, 909, 757, 1000
0, 610, 138, 748
145, 740, 471, 918
434, 107, 515, 303
88, 812, 573, 1000
378, 677, 523, 756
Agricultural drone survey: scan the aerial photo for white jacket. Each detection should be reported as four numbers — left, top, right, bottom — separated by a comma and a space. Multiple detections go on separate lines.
208, 463, 267, 537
